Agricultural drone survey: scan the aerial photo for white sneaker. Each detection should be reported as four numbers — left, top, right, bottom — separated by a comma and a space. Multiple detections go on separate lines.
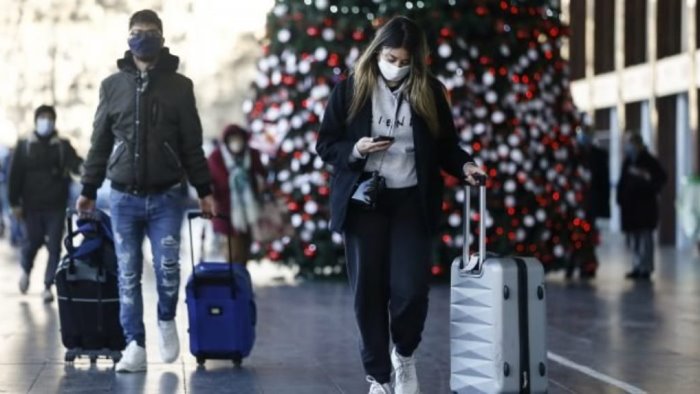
19, 271, 29, 294
42, 288, 54, 303
367, 376, 393, 394
391, 348, 420, 394
158, 320, 180, 363
115, 341, 147, 372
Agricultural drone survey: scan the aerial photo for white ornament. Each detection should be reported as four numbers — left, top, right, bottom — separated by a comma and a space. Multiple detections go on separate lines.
305, 200, 319, 215
482, 72, 495, 86
314, 47, 328, 61
277, 29, 291, 43
448, 213, 461, 228
491, 111, 505, 124
438, 43, 452, 58
485, 91, 498, 104
322, 28, 335, 41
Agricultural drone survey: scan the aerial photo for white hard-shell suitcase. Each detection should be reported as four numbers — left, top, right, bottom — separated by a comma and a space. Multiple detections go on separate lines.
450, 185, 548, 393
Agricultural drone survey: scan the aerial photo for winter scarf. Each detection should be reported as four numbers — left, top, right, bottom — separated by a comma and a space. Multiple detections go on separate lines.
220, 146, 259, 234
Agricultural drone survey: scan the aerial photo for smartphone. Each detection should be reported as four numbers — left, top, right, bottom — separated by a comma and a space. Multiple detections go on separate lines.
372, 136, 395, 143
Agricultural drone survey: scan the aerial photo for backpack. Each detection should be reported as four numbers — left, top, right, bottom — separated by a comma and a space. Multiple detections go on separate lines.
60, 210, 117, 277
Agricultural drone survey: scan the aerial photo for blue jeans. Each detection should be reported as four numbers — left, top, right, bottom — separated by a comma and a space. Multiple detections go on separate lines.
110, 187, 185, 347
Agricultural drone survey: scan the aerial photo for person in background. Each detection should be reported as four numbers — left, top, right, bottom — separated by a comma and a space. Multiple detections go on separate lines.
76, 10, 215, 373
8, 105, 82, 303
316, 16, 486, 394
207, 124, 266, 263
568, 124, 610, 279
617, 132, 666, 280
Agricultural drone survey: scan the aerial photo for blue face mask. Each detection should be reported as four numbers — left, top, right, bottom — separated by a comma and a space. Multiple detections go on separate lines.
128, 32, 162, 60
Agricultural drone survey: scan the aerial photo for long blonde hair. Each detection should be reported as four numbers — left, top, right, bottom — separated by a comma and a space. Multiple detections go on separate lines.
348, 16, 441, 137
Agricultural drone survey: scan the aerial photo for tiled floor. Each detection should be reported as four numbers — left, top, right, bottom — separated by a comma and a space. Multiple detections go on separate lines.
0, 227, 698, 393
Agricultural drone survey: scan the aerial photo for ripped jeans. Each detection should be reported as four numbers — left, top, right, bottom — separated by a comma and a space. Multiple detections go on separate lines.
110, 186, 185, 347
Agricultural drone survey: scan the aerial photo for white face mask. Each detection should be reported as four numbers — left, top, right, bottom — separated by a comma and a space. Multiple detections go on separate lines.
228, 139, 244, 153
36, 118, 55, 136
378, 58, 410, 82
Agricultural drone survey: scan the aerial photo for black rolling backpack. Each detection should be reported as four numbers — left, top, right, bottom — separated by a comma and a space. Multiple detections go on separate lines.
55, 210, 125, 364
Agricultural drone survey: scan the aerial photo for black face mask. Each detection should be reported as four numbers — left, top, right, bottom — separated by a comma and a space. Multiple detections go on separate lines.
128, 33, 162, 61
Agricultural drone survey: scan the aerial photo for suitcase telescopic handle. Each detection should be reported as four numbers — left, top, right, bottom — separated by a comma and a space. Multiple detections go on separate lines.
463, 175, 487, 272
186, 211, 237, 298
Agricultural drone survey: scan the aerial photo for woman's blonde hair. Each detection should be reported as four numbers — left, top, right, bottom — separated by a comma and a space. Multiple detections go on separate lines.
349, 16, 441, 137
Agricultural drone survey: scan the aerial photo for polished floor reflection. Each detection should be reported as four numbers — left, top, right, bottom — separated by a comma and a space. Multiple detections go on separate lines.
0, 230, 698, 393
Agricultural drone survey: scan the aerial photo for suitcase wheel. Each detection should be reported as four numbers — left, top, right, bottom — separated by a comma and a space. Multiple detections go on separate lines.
64, 352, 76, 363
111, 351, 122, 364
89, 355, 98, 364
232, 353, 242, 367
196, 356, 206, 366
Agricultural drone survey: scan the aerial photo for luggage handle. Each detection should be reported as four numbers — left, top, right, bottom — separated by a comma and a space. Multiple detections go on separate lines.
187, 211, 237, 299
462, 175, 487, 273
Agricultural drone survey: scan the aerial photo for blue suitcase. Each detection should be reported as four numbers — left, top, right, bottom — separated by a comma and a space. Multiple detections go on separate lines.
185, 212, 256, 367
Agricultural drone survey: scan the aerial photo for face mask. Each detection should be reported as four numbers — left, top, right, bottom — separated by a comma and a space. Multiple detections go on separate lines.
128, 33, 162, 61
378, 58, 410, 82
228, 139, 244, 154
36, 118, 55, 136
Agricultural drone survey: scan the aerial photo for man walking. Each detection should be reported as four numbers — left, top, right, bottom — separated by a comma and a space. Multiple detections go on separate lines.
9, 105, 82, 303
76, 10, 215, 372
617, 132, 666, 280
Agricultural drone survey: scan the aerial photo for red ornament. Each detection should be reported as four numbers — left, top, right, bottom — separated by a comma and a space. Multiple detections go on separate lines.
352, 29, 366, 41
287, 201, 300, 212
319, 186, 330, 197
442, 234, 452, 244
303, 244, 317, 258
549, 27, 560, 38
323, 18, 333, 27
440, 27, 454, 38
431, 265, 444, 276
282, 75, 296, 86
268, 250, 282, 261
307, 26, 320, 37
475, 5, 488, 16
327, 53, 340, 67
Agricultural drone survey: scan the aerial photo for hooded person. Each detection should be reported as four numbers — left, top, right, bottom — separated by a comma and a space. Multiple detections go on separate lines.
207, 124, 267, 263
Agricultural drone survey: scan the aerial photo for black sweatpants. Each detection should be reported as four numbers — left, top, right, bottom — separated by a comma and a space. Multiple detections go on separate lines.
343, 186, 432, 384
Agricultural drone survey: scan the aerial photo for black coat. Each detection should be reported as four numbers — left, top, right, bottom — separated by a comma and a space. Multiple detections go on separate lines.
81, 48, 211, 199
315, 76, 472, 234
582, 145, 610, 219
8, 132, 82, 210
616, 150, 667, 232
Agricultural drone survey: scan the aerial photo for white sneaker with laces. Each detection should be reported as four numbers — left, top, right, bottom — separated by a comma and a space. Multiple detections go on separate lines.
19, 271, 29, 294
115, 341, 147, 372
391, 348, 420, 394
42, 288, 54, 303
367, 376, 393, 394
158, 319, 180, 363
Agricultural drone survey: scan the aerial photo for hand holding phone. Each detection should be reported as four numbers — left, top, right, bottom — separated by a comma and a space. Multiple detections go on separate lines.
372, 136, 395, 143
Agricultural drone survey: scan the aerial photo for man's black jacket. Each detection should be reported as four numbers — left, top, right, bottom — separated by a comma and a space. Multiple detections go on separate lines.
81, 48, 211, 198
9, 132, 82, 210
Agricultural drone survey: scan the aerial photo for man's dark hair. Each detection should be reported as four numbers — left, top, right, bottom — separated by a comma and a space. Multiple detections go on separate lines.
627, 132, 645, 147
34, 105, 56, 121
129, 9, 163, 32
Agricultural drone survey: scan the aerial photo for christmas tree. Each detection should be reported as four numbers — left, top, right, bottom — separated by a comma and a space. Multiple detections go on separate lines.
245, 0, 593, 278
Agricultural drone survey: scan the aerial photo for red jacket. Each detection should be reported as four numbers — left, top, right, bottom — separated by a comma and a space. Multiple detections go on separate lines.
207, 144, 266, 235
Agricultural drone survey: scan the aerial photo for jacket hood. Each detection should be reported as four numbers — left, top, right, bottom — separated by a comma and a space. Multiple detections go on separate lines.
117, 47, 179, 73
221, 124, 250, 142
